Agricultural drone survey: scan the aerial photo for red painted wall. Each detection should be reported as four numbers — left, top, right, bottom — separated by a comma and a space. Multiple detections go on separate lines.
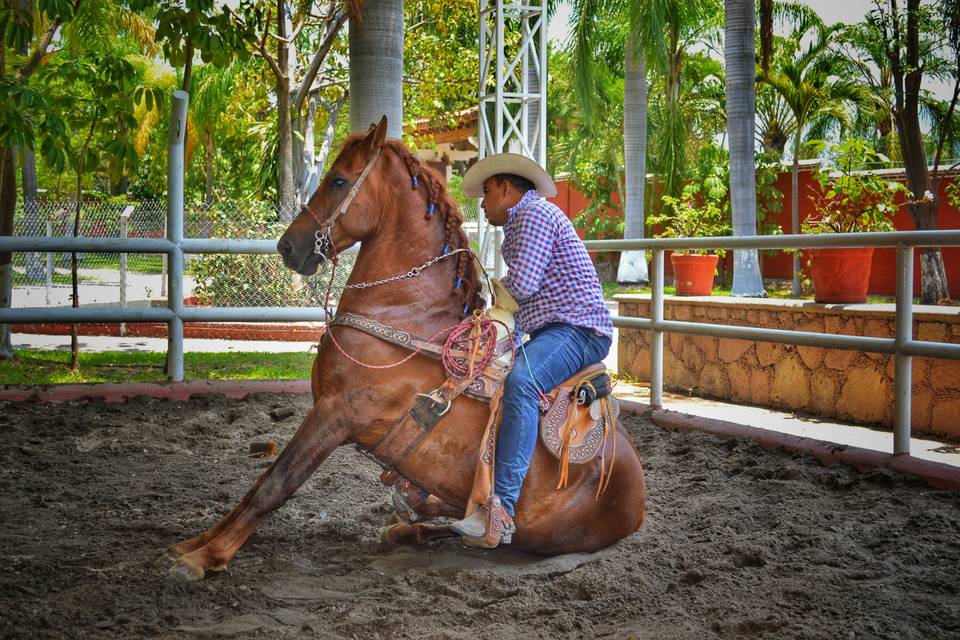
555, 169, 960, 297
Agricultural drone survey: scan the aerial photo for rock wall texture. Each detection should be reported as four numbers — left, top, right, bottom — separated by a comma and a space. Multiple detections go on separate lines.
616, 296, 960, 438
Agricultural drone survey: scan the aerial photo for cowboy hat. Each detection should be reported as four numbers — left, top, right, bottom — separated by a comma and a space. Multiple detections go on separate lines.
462, 153, 557, 198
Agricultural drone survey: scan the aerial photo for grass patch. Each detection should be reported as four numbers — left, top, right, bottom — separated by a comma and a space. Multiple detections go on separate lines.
0, 350, 315, 384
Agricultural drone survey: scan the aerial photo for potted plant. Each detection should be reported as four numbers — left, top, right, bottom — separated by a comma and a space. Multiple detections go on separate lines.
803, 138, 906, 303
650, 189, 731, 296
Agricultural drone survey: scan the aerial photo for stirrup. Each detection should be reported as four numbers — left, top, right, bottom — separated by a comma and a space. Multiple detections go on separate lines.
461, 496, 515, 549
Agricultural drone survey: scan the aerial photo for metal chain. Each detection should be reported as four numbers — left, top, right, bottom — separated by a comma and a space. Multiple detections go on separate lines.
342, 248, 469, 289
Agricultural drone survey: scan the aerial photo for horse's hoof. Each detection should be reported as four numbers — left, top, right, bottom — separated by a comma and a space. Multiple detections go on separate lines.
380, 524, 400, 546
168, 559, 205, 582
154, 549, 179, 568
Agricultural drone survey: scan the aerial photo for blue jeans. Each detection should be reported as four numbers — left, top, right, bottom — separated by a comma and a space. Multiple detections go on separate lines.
494, 323, 612, 516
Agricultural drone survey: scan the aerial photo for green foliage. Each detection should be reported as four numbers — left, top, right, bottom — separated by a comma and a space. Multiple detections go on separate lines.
550, 49, 625, 239
755, 151, 784, 235
649, 193, 730, 255
803, 138, 906, 234
403, 0, 479, 127
131, 0, 255, 70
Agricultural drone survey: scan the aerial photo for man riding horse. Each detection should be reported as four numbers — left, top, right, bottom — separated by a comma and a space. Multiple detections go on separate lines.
450, 154, 614, 548
162, 119, 644, 581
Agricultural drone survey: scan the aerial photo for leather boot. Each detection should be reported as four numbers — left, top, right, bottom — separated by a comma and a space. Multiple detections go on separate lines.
451, 496, 515, 549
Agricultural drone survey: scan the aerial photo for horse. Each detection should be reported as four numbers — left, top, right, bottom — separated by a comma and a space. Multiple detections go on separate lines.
162, 117, 646, 581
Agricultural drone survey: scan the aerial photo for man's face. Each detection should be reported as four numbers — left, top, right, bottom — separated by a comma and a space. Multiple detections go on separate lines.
481, 177, 521, 227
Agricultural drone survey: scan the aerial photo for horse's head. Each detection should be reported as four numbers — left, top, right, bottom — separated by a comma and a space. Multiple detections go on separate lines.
277, 116, 389, 275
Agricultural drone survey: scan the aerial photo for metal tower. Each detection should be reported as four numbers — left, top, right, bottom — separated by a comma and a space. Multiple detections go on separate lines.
477, 0, 548, 274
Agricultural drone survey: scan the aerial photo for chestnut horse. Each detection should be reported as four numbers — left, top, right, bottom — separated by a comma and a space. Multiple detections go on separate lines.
162, 118, 646, 581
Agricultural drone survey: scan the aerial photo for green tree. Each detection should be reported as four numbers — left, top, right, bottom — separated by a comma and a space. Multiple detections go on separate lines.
190, 63, 240, 206
1, 0, 79, 360
38, 50, 154, 369
570, 0, 722, 284
869, 0, 959, 304
760, 13, 862, 295
726, 0, 764, 296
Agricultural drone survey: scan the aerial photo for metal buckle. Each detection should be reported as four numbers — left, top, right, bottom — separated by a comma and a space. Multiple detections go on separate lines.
314, 230, 332, 256
416, 389, 452, 417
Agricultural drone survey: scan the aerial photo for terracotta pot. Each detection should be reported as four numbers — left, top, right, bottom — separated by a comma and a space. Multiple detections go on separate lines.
808, 247, 874, 303
670, 253, 719, 296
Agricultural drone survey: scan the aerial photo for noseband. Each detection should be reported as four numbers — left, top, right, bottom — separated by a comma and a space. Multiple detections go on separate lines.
302, 147, 383, 256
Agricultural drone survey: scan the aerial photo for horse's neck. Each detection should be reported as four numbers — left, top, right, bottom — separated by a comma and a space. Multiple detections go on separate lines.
336, 232, 464, 330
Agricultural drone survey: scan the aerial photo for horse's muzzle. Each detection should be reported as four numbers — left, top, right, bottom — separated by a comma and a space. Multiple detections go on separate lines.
277, 237, 326, 276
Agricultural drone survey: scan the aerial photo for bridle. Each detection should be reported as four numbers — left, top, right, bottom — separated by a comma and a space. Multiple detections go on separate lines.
302, 146, 383, 258
297, 142, 495, 372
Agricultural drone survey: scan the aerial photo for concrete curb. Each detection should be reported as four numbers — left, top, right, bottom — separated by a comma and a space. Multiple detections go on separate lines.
0, 379, 312, 403
619, 399, 960, 491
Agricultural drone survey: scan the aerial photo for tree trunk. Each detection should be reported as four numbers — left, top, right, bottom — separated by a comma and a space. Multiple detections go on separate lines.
71, 178, 81, 372
182, 37, 194, 94
349, 0, 404, 138
275, 2, 296, 220
318, 93, 346, 173
0, 146, 15, 360
295, 96, 318, 204
727, 0, 765, 296
896, 0, 951, 303
617, 39, 649, 285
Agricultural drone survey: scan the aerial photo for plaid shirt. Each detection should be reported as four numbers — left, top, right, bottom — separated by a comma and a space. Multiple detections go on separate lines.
500, 190, 613, 338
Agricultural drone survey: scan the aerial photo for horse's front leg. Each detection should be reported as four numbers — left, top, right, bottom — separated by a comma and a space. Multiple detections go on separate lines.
164, 398, 354, 581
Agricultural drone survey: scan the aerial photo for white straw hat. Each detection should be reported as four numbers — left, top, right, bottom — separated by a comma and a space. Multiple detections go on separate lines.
462, 153, 557, 198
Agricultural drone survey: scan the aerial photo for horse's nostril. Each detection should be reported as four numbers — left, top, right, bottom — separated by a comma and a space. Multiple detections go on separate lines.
277, 238, 292, 257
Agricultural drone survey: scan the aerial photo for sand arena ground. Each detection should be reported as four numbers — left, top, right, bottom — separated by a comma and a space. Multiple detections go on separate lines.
1, 392, 958, 639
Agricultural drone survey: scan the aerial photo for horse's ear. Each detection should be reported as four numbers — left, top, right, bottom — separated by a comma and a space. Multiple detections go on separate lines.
364, 115, 388, 155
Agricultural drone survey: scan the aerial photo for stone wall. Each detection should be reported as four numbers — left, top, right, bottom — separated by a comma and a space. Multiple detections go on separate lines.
616, 295, 960, 439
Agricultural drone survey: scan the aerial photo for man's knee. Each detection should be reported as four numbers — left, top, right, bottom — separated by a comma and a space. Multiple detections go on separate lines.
503, 366, 541, 399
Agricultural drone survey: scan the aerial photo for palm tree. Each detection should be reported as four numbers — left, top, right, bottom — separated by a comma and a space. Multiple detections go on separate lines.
191, 64, 241, 206
349, 0, 403, 138
572, 0, 721, 285
761, 15, 862, 295
726, 0, 764, 296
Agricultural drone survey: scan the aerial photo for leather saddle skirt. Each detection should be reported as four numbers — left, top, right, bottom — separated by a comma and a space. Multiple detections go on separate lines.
539, 362, 620, 465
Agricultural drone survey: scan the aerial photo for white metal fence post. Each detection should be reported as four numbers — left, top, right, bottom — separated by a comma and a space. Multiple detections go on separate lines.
650, 249, 664, 409
166, 91, 188, 382
894, 245, 914, 455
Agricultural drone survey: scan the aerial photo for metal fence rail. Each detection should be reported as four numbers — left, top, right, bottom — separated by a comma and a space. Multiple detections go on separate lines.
585, 231, 960, 456
2, 92, 959, 457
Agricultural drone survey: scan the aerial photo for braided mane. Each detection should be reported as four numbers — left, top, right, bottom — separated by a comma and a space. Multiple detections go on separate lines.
338, 135, 485, 316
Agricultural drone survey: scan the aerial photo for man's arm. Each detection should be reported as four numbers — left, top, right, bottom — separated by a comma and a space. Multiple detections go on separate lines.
500, 207, 555, 301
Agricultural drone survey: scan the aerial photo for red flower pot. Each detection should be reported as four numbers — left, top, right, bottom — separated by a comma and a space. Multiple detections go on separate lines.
670, 253, 719, 296
808, 247, 874, 303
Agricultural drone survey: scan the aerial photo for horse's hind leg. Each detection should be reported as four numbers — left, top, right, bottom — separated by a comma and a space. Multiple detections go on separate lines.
388, 478, 464, 523
382, 522, 458, 547
164, 400, 353, 581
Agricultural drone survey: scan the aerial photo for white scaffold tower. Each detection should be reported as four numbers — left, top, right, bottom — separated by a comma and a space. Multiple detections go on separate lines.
477, 0, 548, 277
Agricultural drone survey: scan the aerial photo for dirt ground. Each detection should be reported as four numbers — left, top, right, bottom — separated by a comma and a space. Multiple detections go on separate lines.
1, 392, 958, 640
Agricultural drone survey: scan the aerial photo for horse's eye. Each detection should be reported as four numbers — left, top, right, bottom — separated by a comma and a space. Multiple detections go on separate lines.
330, 177, 348, 189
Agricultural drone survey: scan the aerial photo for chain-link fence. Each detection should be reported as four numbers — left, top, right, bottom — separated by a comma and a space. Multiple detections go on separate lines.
9, 198, 482, 345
